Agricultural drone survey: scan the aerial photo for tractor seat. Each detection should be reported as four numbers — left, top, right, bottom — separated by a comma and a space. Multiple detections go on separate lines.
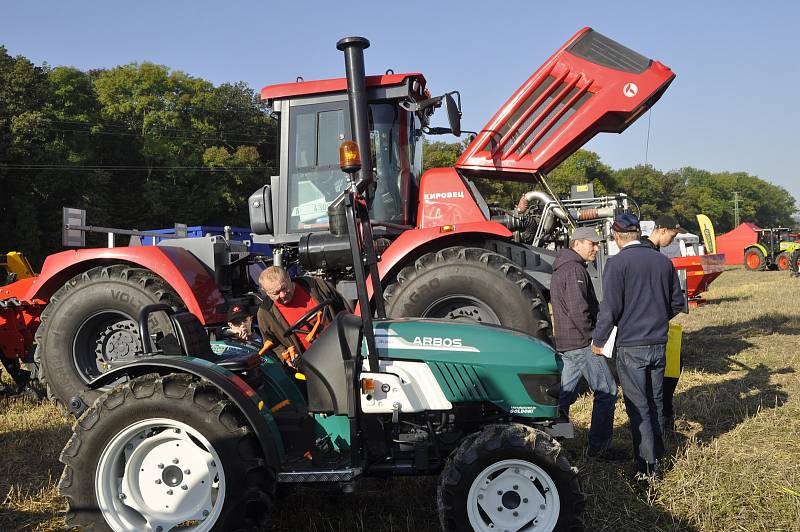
300, 311, 363, 416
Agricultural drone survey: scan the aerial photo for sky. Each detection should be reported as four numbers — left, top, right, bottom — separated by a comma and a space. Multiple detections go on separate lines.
3, 0, 799, 205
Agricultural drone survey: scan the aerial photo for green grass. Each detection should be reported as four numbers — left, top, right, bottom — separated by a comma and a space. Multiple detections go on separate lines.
1, 267, 799, 531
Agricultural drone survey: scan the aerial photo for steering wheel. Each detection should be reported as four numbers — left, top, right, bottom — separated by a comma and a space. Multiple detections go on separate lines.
282, 298, 336, 337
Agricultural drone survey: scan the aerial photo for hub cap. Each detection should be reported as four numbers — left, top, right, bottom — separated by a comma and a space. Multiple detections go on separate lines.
74, 311, 141, 382
422, 295, 501, 324
95, 418, 225, 532
467, 459, 560, 532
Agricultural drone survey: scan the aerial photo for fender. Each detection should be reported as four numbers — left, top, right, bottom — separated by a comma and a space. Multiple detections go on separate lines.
365, 222, 513, 302
745, 243, 769, 258
87, 356, 284, 465
22, 246, 226, 324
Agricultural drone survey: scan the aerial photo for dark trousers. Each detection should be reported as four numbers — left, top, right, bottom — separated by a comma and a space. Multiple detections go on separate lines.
616, 344, 666, 473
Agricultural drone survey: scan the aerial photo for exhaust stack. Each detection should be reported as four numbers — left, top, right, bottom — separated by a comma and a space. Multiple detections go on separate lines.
336, 36, 373, 192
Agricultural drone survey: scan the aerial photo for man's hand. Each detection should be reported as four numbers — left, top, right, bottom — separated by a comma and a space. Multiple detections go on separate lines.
591, 343, 604, 356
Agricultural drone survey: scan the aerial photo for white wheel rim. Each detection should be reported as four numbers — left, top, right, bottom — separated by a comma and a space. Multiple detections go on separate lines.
95, 418, 226, 532
467, 458, 560, 532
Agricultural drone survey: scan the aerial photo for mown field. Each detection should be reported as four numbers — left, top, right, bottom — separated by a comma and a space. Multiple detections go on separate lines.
1, 267, 799, 531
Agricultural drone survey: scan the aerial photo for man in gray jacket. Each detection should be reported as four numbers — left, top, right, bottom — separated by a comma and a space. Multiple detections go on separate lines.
551, 226, 618, 458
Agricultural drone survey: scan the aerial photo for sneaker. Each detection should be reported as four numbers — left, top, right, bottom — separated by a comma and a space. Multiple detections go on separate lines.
586, 446, 629, 461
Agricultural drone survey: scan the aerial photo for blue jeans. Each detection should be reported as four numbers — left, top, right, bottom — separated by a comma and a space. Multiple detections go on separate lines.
558, 346, 618, 452
615, 344, 666, 473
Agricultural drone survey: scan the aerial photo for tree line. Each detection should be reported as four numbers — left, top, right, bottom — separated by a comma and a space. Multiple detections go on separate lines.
423, 140, 798, 235
1, 46, 276, 266
2, 47, 796, 267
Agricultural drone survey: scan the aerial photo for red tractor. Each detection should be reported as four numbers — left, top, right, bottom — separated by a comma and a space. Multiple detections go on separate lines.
0, 28, 674, 410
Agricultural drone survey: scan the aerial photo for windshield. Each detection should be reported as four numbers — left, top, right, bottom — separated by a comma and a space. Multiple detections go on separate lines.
287, 102, 422, 232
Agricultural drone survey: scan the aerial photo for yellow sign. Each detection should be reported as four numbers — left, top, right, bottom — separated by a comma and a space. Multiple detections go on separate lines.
696, 214, 717, 254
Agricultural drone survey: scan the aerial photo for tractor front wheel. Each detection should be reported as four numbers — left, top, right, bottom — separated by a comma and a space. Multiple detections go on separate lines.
776, 252, 791, 271
437, 424, 584, 532
58, 373, 275, 531
35, 265, 181, 409
744, 248, 766, 271
384, 247, 550, 342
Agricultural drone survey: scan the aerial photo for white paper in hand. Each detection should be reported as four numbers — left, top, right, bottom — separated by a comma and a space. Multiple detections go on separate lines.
601, 327, 617, 359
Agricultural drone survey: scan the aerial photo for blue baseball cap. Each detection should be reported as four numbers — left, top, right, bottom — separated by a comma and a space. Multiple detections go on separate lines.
612, 213, 641, 232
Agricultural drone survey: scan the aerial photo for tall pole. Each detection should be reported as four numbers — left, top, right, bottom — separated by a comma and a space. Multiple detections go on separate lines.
734, 191, 740, 227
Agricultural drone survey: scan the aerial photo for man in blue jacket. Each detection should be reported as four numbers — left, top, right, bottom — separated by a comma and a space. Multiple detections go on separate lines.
591, 214, 685, 480
551, 226, 619, 458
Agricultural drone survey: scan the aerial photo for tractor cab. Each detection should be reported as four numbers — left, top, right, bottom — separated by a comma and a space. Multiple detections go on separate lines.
256, 73, 442, 243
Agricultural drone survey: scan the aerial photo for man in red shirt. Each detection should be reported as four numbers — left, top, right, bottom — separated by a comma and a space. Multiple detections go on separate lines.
256, 266, 350, 363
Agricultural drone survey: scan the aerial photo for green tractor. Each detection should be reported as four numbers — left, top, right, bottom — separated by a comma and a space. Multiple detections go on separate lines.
744, 227, 800, 271
58, 37, 583, 532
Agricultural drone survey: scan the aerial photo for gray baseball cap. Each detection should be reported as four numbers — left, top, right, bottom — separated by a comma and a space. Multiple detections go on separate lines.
571, 227, 602, 243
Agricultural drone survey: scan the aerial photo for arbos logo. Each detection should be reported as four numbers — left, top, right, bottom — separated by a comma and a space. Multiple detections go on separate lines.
413, 336, 463, 348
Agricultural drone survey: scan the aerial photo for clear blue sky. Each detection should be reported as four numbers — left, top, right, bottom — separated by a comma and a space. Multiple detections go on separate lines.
3, 0, 799, 206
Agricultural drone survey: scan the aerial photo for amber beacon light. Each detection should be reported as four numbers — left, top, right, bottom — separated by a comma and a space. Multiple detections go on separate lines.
339, 140, 362, 174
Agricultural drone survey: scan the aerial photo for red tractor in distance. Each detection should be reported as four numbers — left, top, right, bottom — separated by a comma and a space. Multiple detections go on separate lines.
0, 28, 675, 410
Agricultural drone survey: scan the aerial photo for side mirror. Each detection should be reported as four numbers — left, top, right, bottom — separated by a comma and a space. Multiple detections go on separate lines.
444, 93, 462, 137
248, 185, 274, 235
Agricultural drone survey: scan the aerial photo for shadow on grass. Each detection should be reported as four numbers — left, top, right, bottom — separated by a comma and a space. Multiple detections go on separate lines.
0, 508, 56, 532
673, 361, 791, 444
682, 312, 800, 374
704, 293, 752, 305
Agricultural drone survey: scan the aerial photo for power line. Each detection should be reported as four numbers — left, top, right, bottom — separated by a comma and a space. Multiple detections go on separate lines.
1, 164, 271, 172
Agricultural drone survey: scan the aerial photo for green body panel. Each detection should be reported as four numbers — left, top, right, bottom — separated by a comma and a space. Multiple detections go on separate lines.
779, 241, 800, 253
371, 319, 560, 419
313, 414, 351, 450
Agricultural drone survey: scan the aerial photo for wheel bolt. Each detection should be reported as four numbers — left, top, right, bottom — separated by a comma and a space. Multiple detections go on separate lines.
513, 485, 519, 490
497, 507, 503, 512
184, 469, 191, 474
118, 493, 126, 500
158, 463, 164, 469
497, 490, 503, 495
513, 511, 518, 517
514, 468, 519, 473
211, 461, 216, 467
156, 527, 163, 532
523, 498, 528, 503
478, 494, 483, 500
167, 489, 173, 495
174, 428, 181, 433
540, 504, 546, 510
172, 458, 179, 464
155, 479, 162, 484
181, 485, 188, 490
202, 510, 209, 517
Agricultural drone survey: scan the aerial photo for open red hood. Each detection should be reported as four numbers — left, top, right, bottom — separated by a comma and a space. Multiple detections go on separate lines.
456, 28, 675, 181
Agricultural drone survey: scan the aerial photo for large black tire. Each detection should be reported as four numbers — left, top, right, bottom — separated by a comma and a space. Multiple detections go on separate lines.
59, 373, 275, 531
437, 424, 584, 532
34, 265, 181, 409
384, 247, 551, 341
791, 250, 800, 276
744, 247, 766, 271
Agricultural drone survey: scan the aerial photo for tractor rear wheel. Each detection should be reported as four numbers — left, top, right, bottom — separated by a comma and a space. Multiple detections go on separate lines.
35, 265, 181, 409
437, 424, 584, 532
59, 373, 275, 531
776, 252, 791, 271
791, 250, 800, 275
383, 247, 550, 342
744, 247, 766, 271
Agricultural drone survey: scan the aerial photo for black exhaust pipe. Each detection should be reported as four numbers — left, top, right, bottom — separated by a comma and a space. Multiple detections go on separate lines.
336, 36, 373, 192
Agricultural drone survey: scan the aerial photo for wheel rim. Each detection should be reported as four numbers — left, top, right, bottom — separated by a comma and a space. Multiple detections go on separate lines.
422, 295, 501, 324
73, 311, 141, 382
746, 252, 761, 269
777, 256, 789, 270
467, 458, 560, 532
95, 418, 226, 532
